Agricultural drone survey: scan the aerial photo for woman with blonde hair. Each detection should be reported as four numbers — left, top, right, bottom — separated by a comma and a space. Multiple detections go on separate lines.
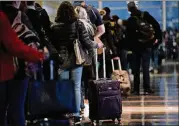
75, 6, 95, 39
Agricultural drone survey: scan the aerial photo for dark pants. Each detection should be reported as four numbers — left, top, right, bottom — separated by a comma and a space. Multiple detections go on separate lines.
81, 64, 95, 109
119, 49, 128, 70
127, 53, 135, 74
98, 53, 112, 78
133, 48, 151, 92
0, 78, 28, 126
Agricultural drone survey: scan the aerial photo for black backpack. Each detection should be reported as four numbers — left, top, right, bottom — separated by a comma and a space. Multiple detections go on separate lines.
134, 12, 155, 43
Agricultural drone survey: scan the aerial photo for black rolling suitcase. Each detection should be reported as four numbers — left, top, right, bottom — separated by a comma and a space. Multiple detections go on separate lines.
88, 48, 122, 124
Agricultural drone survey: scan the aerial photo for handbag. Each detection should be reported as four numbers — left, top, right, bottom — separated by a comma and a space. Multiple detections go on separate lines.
74, 21, 92, 66
26, 61, 77, 119
73, 38, 85, 65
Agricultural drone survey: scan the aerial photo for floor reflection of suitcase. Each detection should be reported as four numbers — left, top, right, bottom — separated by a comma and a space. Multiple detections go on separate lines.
88, 48, 122, 124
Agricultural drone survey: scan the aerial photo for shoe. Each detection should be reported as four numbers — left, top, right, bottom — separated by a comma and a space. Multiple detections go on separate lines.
149, 66, 153, 72
129, 74, 134, 82
74, 116, 81, 124
132, 91, 140, 96
154, 69, 158, 74
80, 109, 84, 116
144, 89, 154, 95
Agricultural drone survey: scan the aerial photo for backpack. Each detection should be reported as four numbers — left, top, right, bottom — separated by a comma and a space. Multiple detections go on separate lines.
12, 11, 40, 45
11, 11, 40, 74
134, 12, 155, 43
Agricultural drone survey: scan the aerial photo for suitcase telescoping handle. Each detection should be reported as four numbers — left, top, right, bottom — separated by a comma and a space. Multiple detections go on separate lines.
33, 60, 54, 81
33, 61, 45, 81
110, 50, 122, 71
95, 48, 106, 80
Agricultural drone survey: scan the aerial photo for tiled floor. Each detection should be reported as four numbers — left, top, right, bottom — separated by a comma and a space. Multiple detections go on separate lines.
80, 61, 179, 126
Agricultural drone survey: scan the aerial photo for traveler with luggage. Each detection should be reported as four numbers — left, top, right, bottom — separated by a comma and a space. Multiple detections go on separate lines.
73, 1, 105, 117
75, 6, 97, 116
126, 2, 162, 95
73, 0, 105, 40
100, 7, 120, 78
50, 1, 103, 123
0, 10, 44, 126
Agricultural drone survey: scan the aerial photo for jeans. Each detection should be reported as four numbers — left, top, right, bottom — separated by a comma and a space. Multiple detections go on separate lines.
133, 48, 151, 92
0, 78, 29, 126
59, 66, 83, 117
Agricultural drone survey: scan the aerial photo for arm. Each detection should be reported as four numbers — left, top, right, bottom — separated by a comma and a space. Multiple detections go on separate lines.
0, 12, 43, 62
95, 24, 105, 38
92, 8, 105, 38
78, 21, 98, 50
144, 12, 162, 44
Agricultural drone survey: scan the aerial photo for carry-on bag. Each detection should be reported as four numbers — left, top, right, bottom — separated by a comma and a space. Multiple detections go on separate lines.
88, 48, 122, 124
26, 60, 77, 121
111, 56, 131, 96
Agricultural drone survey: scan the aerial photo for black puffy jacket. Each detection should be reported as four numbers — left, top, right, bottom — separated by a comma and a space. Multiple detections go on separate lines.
101, 19, 119, 58
50, 20, 98, 65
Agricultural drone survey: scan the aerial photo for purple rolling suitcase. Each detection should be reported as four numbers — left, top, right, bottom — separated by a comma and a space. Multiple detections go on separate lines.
88, 48, 122, 124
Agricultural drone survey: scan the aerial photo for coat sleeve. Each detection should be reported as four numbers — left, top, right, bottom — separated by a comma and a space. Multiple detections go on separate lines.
144, 12, 162, 43
78, 20, 98, 50
0, 12, 44, 62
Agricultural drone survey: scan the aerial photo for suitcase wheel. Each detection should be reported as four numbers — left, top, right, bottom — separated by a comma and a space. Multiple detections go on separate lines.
112, 118, 115, 122
91, 120, 100, 125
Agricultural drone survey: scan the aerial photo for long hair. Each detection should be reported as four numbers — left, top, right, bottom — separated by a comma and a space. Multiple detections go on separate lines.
55, 1, 78, 23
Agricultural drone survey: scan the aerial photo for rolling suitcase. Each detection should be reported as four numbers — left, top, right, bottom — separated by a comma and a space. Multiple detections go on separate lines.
111, 57, 131, 97
88, 48, 122, 124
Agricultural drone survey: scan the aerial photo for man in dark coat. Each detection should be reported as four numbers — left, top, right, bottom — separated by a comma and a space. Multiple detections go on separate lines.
126, 1, 162, 95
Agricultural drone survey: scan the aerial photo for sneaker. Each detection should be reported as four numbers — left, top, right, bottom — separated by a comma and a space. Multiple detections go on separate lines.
129, 74, 134, 82
144, 89, 154, 95
74, 117, 81, 124
154, 69, 158, 74
132, 90, 140, 96
149, 66, 153, 72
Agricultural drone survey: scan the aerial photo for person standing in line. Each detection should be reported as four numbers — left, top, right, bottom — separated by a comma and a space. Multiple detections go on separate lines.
126, 1, 162, 95
50, 1, 103, 123
0, 11, 44, 126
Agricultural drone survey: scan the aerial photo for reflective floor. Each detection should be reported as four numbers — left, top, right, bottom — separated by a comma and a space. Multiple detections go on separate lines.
80, 61, 179, 126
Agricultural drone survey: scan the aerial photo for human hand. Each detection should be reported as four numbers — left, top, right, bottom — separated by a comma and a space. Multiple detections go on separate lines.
97, 42, 104, 48
43, 47, 50, 60
154, 39, 158, 45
